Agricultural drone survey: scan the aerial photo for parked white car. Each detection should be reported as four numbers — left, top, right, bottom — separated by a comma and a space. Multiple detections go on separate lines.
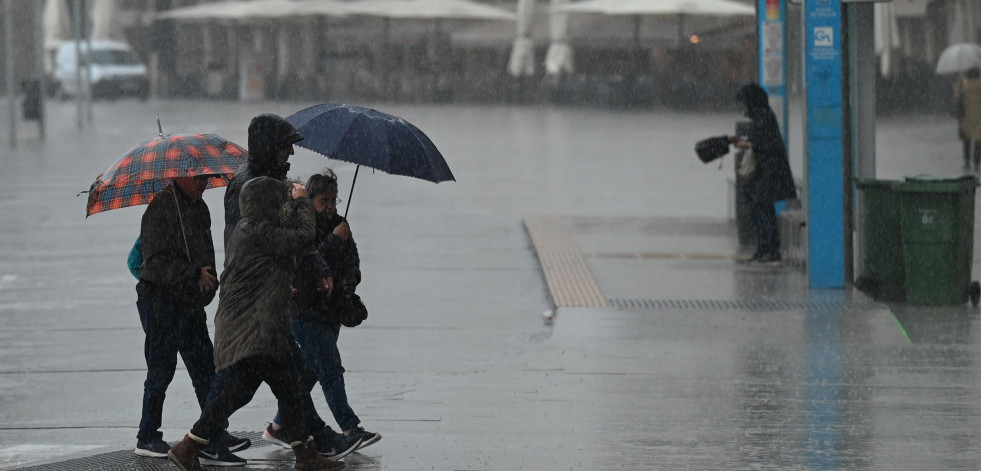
52, 40, 148, 100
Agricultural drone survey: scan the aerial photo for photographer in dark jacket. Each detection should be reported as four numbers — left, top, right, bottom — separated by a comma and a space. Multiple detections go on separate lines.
729, 83, 797, 264
135, 175, 245, 465
223, 113, 304, 247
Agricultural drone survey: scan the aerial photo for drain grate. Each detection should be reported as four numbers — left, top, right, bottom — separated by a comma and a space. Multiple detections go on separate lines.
608, 298, 889, 311
10, 432, 294, 471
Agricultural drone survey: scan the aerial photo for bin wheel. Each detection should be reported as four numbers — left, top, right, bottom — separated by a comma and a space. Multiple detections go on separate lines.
854, 276, 880, 299
971, 281, 981, 307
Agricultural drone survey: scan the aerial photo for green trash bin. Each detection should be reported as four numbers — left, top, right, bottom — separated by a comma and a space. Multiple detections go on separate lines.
895, 175, 980, 306
855, 179, 906, 301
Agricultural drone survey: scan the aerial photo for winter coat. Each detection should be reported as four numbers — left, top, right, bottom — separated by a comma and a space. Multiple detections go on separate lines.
137, 183, 217, 309
212, 177, 316, 371
293, 213, 361, 326
738, 84, 797, 203
958, 77, 981, 141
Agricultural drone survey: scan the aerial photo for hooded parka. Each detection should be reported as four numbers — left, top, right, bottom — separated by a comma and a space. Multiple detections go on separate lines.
738, 83, 797, 204
213, 176, 316, 371
223, 114, 304, 247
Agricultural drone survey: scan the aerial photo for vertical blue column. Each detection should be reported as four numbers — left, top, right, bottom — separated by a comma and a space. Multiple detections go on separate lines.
758, 0, 787, 139
805, 0, 844, 288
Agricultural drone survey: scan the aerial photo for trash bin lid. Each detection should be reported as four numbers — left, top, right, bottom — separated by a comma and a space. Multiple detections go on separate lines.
896, 175, 980, 193
854, 178, 901, 189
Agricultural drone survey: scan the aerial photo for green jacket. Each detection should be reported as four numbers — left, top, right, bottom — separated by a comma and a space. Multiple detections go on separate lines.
213, 177, 316, 371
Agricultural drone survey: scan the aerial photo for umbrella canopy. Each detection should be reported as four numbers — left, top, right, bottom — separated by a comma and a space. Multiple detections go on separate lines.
554, 0, 753, 48
286, 103, 454, 217
936, 43, 981, 75
286, 104, 454, 183
86, 133, 247, 216
344, 0, 516, 20
155, 0, 341, 21
556, 0, 754, 16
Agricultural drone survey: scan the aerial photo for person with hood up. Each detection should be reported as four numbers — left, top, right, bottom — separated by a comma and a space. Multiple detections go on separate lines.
729, 83, 797, 264
223, 113, 304, 247
167, 176, 355, 471
133, 175, 247, 466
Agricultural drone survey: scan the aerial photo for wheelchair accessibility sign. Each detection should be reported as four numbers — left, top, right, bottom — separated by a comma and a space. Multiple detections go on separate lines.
814, 27, 833, 47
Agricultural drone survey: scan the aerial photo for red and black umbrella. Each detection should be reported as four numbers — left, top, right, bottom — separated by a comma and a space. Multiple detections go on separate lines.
86, 133, 247, 217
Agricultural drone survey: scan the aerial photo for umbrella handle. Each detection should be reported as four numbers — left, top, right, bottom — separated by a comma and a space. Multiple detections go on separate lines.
343, 165, 359, 219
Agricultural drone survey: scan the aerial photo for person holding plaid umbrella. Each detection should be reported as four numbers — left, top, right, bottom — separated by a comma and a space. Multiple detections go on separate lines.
134, 175, 247, 466
86, 132, 252, 464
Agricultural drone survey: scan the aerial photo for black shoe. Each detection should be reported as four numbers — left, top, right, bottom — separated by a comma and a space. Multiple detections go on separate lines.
345, 425, 381, 450
738, 252, 762, 264
219, 432, 251, 452
134, 438, 170, 458
199, 445, 247, 467
315, 429, 363, 460
262, 423, 292, 449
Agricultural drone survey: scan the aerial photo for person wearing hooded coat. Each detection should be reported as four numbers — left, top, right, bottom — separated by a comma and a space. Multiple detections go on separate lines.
223, 113, 304, 247
729, 83, 797, 264
168, 176, 351, 471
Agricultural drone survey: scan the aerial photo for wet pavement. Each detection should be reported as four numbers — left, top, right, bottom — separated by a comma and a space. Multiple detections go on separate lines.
0, 99, 980, 470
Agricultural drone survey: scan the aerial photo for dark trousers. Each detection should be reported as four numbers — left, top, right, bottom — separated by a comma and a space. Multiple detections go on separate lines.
752, 197, 780, 257
191, 355, 311, 445
136, 282, 218, 442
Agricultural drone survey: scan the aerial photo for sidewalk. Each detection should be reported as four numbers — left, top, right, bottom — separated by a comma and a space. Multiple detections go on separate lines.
1, 101, 980, 470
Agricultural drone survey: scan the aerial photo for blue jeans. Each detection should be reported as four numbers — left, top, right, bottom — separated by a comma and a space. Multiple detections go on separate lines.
135, 281, 219, 441
274, 319, 360, 432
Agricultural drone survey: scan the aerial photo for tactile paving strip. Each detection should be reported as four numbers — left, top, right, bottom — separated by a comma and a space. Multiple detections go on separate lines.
609, 298, 889, 311
10, 432, 296, 471
524, 216, 607, 308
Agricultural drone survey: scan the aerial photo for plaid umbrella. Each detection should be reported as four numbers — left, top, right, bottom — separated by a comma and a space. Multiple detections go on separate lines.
86, 133, 247, 217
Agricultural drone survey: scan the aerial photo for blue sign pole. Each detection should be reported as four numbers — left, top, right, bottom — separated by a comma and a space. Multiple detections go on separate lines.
805, 0, 845, 288
758, 0, 787, 141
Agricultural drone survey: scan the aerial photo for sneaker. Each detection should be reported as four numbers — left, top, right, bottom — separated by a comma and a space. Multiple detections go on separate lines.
199, 445, 247, 467
262, 423, 292, 449
134, 438, 170, 458
315, 429, 363, 460
219, 432, 251, 452
345, 425, 381, 450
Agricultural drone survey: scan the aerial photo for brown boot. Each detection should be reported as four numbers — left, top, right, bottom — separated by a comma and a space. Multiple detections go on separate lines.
167, 433, 208, 471
292, 437, 345, 471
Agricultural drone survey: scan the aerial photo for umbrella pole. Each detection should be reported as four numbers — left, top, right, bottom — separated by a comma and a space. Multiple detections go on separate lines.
343, 164, 360, 219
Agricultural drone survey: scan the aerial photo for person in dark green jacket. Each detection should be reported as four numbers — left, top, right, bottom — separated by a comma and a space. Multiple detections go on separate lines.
135, 175, 248, 465
168, 176, 355, 471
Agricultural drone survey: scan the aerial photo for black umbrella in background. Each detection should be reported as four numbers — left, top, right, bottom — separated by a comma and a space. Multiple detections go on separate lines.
285, 103, 455, 217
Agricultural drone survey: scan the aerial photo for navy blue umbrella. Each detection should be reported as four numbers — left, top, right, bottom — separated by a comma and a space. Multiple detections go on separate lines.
286, 104, 455, 217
